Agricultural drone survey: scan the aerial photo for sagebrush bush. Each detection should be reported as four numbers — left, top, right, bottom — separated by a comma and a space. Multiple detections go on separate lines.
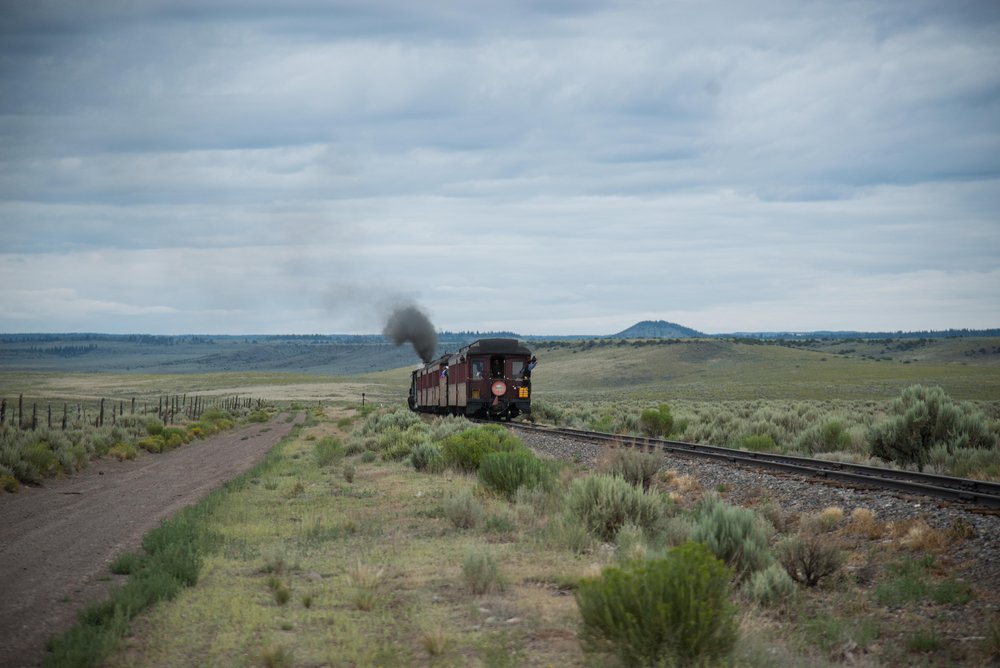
443, 488, 484, 529
691, 494, 773, 580
439, 425, 524, 472
743, 563, 798, 607
739, 434, 778, 452
869, 385, 997, 471
313, 436, 343, 467
477, 449, 553, 499
462, 546, 505, 594
428, 415, 472, 441
778, 532, 843, 587
639, 404, 673, 438
926, 443, 1000, 480
409, 442, 443, 472
615, 523, 651, 562
796, 420, 851, 454
575, 541, 737, 667
604, 448, 661, 490
347, 407, 428, 460
565, 474, 666, 542
546, 514, 595, 554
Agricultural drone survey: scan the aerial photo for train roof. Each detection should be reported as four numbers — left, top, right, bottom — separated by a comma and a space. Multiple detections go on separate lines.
459, 338, 532, 356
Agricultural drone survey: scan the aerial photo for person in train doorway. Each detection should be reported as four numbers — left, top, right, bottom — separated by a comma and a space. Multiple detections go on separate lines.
441, 365, 449, 379
523, 356, 537, 379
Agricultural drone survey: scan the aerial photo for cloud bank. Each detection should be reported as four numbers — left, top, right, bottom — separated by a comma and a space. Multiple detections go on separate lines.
1, 1, 998, 334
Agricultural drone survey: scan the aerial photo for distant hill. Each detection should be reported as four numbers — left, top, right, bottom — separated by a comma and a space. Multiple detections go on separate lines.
610, 320, 706, 339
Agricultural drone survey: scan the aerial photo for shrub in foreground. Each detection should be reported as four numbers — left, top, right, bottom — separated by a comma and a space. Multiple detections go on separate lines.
409, 442, 443, 472
440, 425, 524, 472
444, 488, 484, 529
565, 474, 665, 542
575, 541, 737, 667
477, 449, 553, 499
463, 545, 505, 595
743, 563, 798, 607
313, 436, 344, 467
691, 494, 773, 580
604, 448, 661, 490
777, 532, 844, 587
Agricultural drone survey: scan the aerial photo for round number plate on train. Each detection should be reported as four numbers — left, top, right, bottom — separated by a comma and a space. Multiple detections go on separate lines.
491, 381, 507, 396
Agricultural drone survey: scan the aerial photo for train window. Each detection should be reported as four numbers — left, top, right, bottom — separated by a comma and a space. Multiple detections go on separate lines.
472, 360, 484, 379
490, 356, 505, 378
511, 360, 524, 377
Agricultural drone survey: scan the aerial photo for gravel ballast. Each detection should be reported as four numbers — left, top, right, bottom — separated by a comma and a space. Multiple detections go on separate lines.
513, 425, 1000, 618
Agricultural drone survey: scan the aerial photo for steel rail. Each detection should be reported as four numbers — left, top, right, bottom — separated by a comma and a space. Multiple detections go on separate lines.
507, 421, 1000, 510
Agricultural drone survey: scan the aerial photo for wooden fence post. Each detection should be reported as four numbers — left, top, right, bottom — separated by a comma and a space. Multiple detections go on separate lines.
18, 394, 23, 429
31, 403, 37, 431
47, 404, 52, 429
99, 398, 105, 428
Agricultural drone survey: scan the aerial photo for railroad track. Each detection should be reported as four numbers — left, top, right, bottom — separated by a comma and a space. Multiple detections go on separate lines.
505, 421, 1000, 511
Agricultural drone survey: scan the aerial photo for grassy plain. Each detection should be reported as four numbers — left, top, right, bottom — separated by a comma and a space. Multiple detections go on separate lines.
87, 406, 1000, 668
529, 339, 1000, 401
5, 337, 999, 408
18, 334, 999, 666
105, 409, 587, 668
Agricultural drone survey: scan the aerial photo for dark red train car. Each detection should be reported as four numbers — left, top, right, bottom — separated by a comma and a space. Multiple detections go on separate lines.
408, 338, 533, 419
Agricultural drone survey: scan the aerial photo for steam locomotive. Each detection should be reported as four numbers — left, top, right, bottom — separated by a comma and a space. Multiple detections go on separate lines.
407, 338, 533, 419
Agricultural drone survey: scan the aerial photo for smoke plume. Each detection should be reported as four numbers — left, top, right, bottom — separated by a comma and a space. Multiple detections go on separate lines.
382, 304, 438, 363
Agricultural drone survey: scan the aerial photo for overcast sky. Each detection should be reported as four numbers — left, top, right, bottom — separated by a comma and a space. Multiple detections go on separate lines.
1, 1, 998, 336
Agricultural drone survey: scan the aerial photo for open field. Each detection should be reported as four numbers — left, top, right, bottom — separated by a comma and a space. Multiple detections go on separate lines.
0, 371, 383, 404
61, 406, 999, 668
5, 339, 1000, 666
529, 339, 1000, 401
3, 338, 998, 487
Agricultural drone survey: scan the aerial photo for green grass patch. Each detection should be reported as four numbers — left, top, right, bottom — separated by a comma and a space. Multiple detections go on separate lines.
873, 556, 974, 607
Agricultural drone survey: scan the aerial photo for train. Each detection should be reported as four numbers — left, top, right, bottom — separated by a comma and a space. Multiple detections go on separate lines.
407, 338, 534, 420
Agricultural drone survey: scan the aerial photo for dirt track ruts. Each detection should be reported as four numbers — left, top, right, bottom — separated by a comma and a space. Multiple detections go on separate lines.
0, 412, 304, 668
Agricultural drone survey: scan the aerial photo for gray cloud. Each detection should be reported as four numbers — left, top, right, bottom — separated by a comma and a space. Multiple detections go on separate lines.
1, 1, 998, 334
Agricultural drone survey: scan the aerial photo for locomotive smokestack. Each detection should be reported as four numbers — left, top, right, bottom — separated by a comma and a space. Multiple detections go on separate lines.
382, 304, 438, 363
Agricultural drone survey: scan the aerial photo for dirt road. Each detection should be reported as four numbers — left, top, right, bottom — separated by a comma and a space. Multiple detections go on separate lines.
0, 412, 304, 668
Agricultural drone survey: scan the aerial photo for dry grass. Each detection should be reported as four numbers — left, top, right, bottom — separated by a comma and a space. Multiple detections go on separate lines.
660, 469, 701, 495
847, 508, 884, 539
892, 518, 948, 552
421, 628, 451, 657
819, 506, 845, 527
345, 559, 386, 611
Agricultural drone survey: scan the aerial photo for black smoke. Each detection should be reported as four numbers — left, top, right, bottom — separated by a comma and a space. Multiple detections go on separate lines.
382, 304, 438, 363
